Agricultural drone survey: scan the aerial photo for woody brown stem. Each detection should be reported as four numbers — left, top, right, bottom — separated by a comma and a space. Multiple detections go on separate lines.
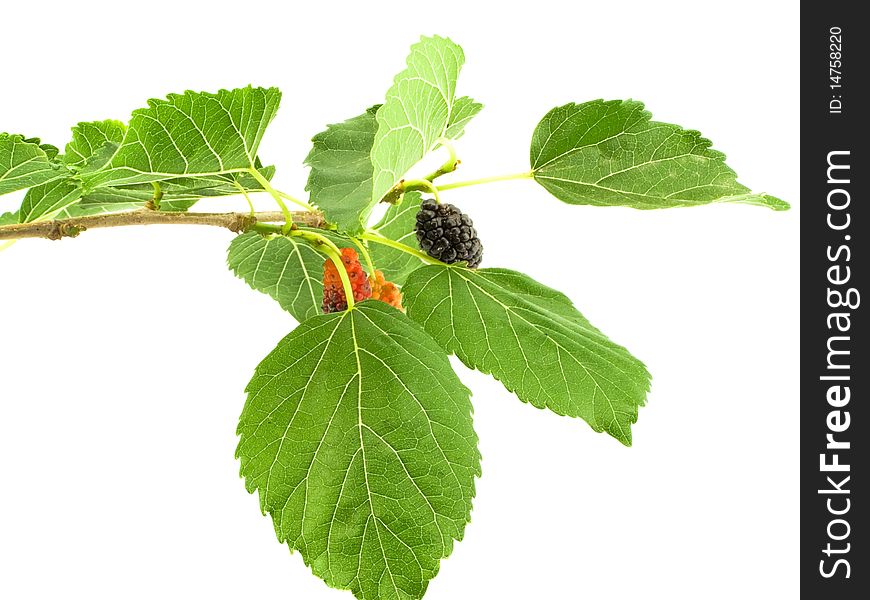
0, 210, 325, 241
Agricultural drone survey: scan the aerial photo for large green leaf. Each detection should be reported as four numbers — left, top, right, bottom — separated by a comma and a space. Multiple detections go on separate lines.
306, 80, 479, 233
530, 99, 788, 211
0, 133, 67, 196
64, 119, 127, 172
64, 163, 277, 215
370, 36, 465, 206
60, 186, 192, 213
19, 178, 83, 223
149, 165, 276, 206
238, 301, 479, 600
82, 86, 281, 189
403, 266, 650, 445
443, 96, 483, 140
227, 230, 337, 321
227, 229, 354, 320
154, 162, 276, 202
56, 199, 143, 219
27, 137, 60, 161
304, 106, 380, 233
79, 184, 154, 203
50, 162, 274, 219
369, 191, 426, 285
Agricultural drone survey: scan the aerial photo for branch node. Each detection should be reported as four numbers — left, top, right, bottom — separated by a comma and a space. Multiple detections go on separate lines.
229, 214, 255, 233
46, 222, 85, 240
47, 222, 64, 241
380, 180, 405, 205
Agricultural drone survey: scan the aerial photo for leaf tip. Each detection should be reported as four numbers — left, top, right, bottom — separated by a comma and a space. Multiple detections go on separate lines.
763, 194, 791, 211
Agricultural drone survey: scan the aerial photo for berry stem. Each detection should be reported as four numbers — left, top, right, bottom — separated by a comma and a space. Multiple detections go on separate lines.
401, 179, 441, 203
290, 229, 356, 310
351, 237, 376, 276
361, 231, 443, 266
435, 170, 534, 191
290, 228, 343, 258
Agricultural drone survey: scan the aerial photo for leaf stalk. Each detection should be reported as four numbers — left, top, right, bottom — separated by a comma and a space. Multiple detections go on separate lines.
424, 137, 460, 181
247, 167, 294, 233
436, 170, 534, 191
277, 190, 317, 212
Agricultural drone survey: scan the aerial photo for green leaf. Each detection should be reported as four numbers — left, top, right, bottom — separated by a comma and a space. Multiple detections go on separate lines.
28, 138, 60, 161
64, 119, 127, 171
305, 88, 478, 234
0, 133, 67, 196
0, 210, 18, 225
68, 164, 277, 214
237, 301, 479, 600
530, 100, 789, 211
153, 163, 277, 204
57, 166, 282, 216
444, 96, 483, 140
55, 198, 143, 218
19, 178, 83, 223
72, 185, 153, 205
227, 229, 354, 321
190, 163, 277, 198
369, 191, 426, 285
403, 266, 650, 446
156, 198, 200, 212
82, 86, 281, 189
305, 106, 380, 233
370, 36, 465, 205
228, 231, 330, 321
56, 186, 201, 216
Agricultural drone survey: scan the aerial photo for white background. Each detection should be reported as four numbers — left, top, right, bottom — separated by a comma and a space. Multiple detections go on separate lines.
0, 1, 799, 598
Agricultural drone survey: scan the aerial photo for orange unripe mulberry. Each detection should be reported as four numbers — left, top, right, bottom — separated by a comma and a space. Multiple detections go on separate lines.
370, 270, 403, 311
322, 248, 372, 313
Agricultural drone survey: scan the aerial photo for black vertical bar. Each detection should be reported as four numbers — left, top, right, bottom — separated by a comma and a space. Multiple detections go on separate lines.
802, 3, 866, 597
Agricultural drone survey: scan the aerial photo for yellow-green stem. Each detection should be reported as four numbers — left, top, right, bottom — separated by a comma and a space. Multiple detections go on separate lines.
151, 182, 164, 208
231, 178, 256, 215
247, 167, 293, 233
291, 229, 355, 310
436, 170, 534, 191
361, 231, 441, 266
277, 190, 317, 212
424, 137, 459, 181
351, 238, 376, 276
401, 179, 441, 203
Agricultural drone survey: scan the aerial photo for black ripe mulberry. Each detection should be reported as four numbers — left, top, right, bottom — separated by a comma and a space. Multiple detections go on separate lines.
415, 199, 483, 267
